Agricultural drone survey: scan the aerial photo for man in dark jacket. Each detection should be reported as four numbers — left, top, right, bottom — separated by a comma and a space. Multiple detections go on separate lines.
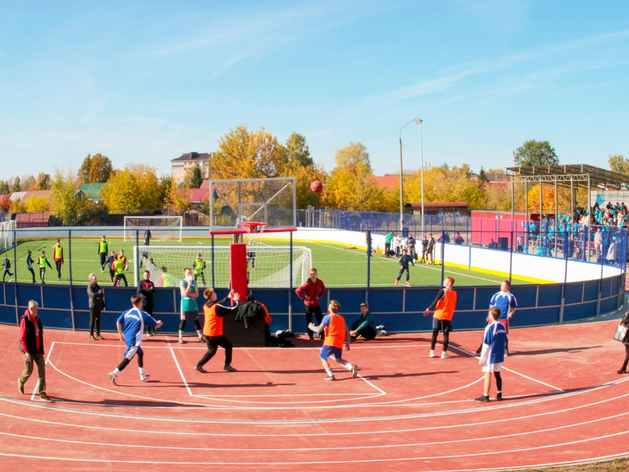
18, 300, 52, 402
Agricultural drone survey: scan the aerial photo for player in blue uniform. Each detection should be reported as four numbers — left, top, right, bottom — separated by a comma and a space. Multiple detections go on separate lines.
476, 280, 518, 355
108, 295, 162, 385
475, 307, 508, 402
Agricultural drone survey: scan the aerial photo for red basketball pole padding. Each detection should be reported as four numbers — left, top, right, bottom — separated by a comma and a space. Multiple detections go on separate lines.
230, 243, 248, 301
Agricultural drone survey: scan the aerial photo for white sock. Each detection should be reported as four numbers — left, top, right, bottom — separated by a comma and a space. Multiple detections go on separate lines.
196, 330, 203, 337
325, 368, 333, 376
113, 368, 120, 375
139, 367, 145, 375
178, 331, 183, 338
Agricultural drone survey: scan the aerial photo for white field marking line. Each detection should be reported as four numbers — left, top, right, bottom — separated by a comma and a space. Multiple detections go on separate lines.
2, 402, 629, 453
0, 429, 628, 466
2, 383, 629, 435
167, 339, 194, 397
449, 345, 566, 392
46, 357, 210, 409
27, 340, 629, 412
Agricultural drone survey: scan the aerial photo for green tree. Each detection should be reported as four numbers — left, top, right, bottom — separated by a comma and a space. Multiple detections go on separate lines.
0, 180, 9, 195
35, 172, 51, 190
79, 153, 114, 183
11, 176, 21, 193
609, 154, 629, 176
285, 132, 313, 168
101, 164, 162, 213
513, 140, 559, 167
478, 167, 488, 183
157, 174, 172, 206
184, 163, 204, 188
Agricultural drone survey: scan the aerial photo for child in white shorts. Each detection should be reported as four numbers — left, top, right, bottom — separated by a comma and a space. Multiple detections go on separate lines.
476, 307, 508, 402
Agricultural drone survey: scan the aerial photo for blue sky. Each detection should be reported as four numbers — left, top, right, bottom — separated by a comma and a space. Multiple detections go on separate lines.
1, 1, 628, 182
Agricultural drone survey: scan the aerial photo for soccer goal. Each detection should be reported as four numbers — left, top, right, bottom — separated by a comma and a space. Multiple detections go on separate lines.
124, 216, 183, 242
133, 245, 312, 288
0, 220, 16, 252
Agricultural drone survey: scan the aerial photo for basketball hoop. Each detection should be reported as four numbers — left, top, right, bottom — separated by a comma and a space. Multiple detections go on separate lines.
241, 222, 267, 247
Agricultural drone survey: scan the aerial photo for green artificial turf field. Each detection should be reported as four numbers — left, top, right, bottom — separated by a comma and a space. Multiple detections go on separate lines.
1, 236, 527, 288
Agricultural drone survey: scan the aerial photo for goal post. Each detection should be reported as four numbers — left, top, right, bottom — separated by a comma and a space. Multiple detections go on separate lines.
124, 216, 183, 242
0, 220, 16, 251
133, 245, 311, 288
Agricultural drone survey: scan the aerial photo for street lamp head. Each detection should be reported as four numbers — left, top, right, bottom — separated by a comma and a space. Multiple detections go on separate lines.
414, 118, 423, 125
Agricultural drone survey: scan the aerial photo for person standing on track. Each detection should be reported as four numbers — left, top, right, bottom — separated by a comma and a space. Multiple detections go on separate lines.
394, 248, 415, 286
475, 307, 507, 402
178, 267, 203, 343
38, 250, 53, 284
195, 288, 240, 373
87, 273, 105, 340
97, 235, 108, 272
18, 300, 52, 402
108, 295, 162, 385
424, 276, 458, 358
475, 280, 518, 356
52, 239, 64, 281
296, 268, 326, 342
309, 300, 358, 381
139, 270, 156, 336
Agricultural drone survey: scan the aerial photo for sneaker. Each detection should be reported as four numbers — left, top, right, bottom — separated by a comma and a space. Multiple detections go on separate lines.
195, 365, 207, 373
505, 349, 509, 357
224, 364, 237, 372
394, 279, 399, 286
178, 337, 184, 344
324, 375, 335, 381
351, 364, 359, 378
496, 392, 503, 401
18, 379, 24, 395
405, 281, 411, 286
108, 372, 117, 385
475, 395, 489, 403
39, 393, 52, 403
429, 350, 436, 358
140, 373, 150, 382
96, 334, 104, 340
441, 352, 451, 359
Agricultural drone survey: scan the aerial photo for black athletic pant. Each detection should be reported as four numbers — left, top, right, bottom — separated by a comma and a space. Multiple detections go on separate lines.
99, 253, 107, 269
620, 345, 629, 372
55, 260, 62, 278
178, 318, 202, 332
28, 267, 36, 283
306, 305, 324, 340
89, 307, 101, 336
194, 273, 206, 285
2, 269, 12, 281
354, 325, 377, 340
431, 330, 450, 351
396, 267, 410, 282
113, 274, 128, 286
117, 351, 143, 372
197, 335, 233, 366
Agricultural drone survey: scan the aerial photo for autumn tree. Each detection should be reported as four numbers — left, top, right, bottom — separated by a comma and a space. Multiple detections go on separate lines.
609, 154, 629, 176
0, 180, 9, 195
326, 142, 383, 211
34, 173, 51, 190
25, 196, 50, 212
165, 180, 193, 213
0, 195, 12, 212
100, 164, 162, 213
22, 175, 36, 191
79, 153, 114, 183
285, 132, 313, 168
513, 140, 559, 167
51, 169, 83, 225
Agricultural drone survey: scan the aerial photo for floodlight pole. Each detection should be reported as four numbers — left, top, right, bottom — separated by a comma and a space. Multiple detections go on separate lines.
399, 118, 423, 233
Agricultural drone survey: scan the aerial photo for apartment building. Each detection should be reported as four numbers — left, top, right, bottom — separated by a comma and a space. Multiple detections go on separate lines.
171, 152, 212, 186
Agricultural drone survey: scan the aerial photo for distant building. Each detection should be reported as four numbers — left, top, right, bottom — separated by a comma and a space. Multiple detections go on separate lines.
372, 174, 400, 190
75, 183, 106, 203
171, 152, 212, 186
405, 202, 469, 217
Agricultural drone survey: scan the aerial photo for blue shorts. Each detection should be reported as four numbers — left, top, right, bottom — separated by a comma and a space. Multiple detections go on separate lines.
432, 318, 453, 332
320, 345, 343, 361
124, 345, 143, 360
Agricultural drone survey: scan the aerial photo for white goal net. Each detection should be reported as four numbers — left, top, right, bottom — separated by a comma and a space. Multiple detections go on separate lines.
133, 245, 312, 288
124, 216, 183, 242
0, 220, 16, 252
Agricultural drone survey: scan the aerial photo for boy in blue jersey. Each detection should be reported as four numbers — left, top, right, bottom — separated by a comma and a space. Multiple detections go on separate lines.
475, 307, 507, 402
108, 295, 162, 385
475, 280, 518, 355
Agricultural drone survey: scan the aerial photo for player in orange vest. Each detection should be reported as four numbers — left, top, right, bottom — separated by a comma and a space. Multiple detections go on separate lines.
309, 300, 358, 381
424, 276, 458, 358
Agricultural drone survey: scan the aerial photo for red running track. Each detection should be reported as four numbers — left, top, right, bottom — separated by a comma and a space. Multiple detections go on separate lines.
1, 319, 628, 471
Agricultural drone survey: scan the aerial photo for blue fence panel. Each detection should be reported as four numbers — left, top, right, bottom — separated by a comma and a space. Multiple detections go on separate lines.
538, 285, 563, 307
564, 283, 584, 305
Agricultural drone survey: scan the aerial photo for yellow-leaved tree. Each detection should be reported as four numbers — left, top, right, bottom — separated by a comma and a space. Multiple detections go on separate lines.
101, 164, 162, 213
